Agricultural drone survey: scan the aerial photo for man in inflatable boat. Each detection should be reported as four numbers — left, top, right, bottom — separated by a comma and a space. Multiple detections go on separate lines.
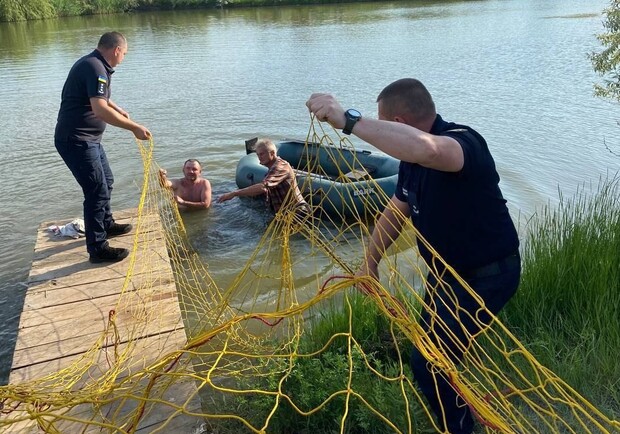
218, 138, 311, 220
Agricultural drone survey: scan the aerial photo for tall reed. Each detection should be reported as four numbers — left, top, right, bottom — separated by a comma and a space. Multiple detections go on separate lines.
503, 175, 620, 413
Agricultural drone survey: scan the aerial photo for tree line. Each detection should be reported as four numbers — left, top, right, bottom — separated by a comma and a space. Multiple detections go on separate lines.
0, 0, 370, 22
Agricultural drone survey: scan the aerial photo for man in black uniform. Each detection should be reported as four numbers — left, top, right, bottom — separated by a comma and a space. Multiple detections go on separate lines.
55, 31, 151, 263
306, 79, 520, 434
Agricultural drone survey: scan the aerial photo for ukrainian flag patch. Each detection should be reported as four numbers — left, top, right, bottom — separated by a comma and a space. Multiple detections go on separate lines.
97, 75, 107, 95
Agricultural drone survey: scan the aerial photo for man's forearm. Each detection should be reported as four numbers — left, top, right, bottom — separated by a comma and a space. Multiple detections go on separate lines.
107, 99, 127, 117
95, 104, 138, 130
91, 98, 141, 133
178, 199, 209, 209
235, 183, 266, 198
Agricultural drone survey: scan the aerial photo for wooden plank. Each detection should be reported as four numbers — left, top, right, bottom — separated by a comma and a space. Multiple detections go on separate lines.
28, 235, 169, 286
14, 280, 177, 345
29, 212, 167, 280
11, 301, 183, 370
22, 273, 173, 312
16, 279, 178, 328
5, 379, 204, 434
33, 209, 144, 255
7, 209, 204, 433
9, 329, 186, 383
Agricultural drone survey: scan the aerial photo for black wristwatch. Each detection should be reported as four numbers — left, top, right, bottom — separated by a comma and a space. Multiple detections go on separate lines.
342, 109, 362, 135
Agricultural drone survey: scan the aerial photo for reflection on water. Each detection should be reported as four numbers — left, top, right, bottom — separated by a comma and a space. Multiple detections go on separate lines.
0, 0, 472, 58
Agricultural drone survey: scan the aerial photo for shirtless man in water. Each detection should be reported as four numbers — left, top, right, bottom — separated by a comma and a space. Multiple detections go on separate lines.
159, 159, 212, 209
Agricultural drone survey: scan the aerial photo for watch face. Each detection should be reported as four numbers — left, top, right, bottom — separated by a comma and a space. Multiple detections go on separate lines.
347, 109, 362, 119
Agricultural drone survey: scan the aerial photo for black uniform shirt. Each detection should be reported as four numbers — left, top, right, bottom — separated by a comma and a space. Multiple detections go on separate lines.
395, 115, 519, 272
55, 50, 114, 142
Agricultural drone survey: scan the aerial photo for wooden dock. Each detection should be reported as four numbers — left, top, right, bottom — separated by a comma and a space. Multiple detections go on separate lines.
7, 209, 204, 433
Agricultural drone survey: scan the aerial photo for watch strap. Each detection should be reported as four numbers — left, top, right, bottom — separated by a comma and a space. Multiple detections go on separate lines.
342, 109, 361, 135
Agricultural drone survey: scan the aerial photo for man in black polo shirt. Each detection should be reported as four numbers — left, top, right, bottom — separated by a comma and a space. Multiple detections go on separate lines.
55, 31, 151, 263
306, 78, 520, 434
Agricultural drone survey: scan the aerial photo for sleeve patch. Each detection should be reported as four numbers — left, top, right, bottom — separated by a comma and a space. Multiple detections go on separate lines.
97, 75, 107, 95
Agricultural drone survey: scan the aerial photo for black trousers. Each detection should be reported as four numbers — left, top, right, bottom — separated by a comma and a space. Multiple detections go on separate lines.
410, 253, 521, 433
55, 140, 115, 254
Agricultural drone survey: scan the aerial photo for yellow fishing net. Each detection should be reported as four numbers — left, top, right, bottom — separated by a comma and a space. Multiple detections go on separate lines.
1, 119, 618, 433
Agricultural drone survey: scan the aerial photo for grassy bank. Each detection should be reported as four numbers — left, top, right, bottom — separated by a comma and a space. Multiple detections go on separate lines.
502, 175, 620, 414
204, 295, 432, 433
205, 176, 620, 432
0, 0, 376, 22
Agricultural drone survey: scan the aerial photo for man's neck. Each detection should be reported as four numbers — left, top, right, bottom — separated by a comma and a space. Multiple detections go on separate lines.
95, 48, 114, 69
265, 157, 278, 169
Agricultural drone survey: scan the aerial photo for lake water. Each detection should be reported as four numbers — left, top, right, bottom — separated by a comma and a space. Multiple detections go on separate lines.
0, 0, 617, 383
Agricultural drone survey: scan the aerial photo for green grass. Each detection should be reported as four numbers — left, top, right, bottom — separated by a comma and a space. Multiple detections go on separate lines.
204, 293, 433, 433
0, 0, 56, 21
502, 176, 620, 415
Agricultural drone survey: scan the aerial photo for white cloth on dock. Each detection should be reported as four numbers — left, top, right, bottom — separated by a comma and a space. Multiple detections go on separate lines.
48, 218, 85, 239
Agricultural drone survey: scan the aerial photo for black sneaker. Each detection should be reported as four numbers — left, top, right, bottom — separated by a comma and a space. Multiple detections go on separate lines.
89, 242, 129, 264
107, 222, 132, 237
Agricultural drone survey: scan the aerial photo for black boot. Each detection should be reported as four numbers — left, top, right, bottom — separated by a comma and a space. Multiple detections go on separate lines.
89, 241, 129, 263
106, 222, 132, 237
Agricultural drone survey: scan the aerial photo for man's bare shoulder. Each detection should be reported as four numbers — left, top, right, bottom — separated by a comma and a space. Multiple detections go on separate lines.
170, 178, 183, 189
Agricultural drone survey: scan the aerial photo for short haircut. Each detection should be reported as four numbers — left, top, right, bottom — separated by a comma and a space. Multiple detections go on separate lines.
254, 139, 276, 154
376, 78, 436, 122
97, 32, 127, 50
184, 159, 202, 169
